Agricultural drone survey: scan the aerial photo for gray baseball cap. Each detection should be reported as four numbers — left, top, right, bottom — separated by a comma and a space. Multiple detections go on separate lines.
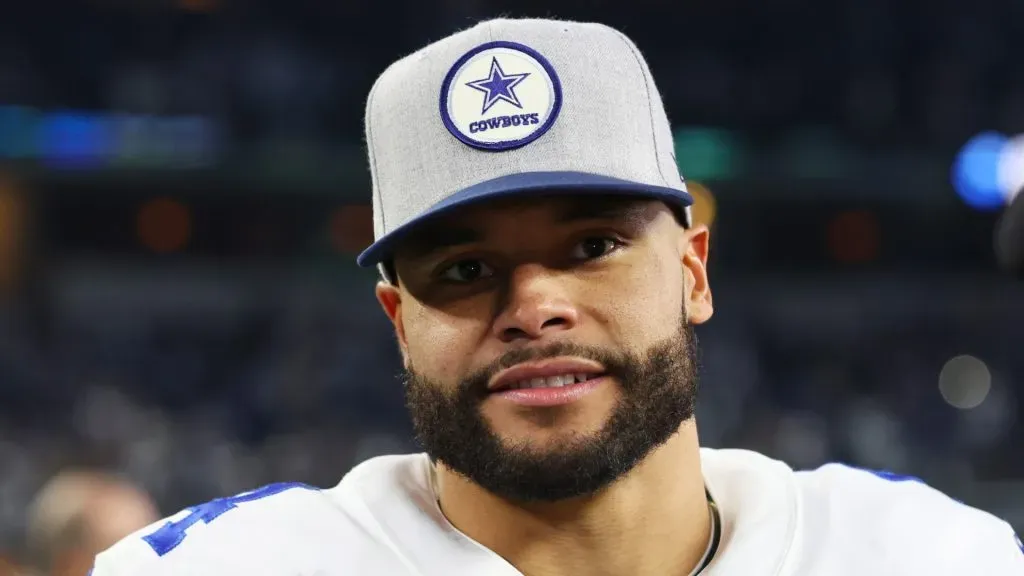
357, 17, 693, 268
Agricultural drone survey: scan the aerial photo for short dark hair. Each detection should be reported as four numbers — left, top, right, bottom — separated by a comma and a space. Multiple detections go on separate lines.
381, 260, 398, 285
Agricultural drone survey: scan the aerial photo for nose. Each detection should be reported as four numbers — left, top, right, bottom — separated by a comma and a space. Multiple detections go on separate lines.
492, 264, 580, 343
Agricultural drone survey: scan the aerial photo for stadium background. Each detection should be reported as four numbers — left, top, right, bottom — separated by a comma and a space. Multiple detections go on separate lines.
0, 0, 1023, 567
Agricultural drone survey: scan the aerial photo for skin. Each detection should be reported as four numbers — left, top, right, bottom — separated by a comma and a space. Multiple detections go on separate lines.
376, 195, 714, 576
82, 483, 160, 562
37, 474, 160, 576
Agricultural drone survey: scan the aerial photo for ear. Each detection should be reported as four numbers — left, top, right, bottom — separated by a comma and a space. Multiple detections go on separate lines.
375, 281, 411, 368
679, 224, 713, 325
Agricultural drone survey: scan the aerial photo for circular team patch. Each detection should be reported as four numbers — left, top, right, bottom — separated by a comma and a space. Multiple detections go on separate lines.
440, 41, 562, 151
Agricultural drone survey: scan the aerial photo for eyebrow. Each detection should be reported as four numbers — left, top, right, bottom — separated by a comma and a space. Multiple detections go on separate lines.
553, 198, 650, 224
401, 226, 482, 260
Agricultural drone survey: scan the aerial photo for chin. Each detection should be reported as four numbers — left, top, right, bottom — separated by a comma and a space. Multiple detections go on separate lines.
494, 424, 603, 452
485, 401, 614, 433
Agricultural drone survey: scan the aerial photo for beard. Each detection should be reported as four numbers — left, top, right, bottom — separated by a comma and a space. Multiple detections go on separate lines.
402, 317, 700, 503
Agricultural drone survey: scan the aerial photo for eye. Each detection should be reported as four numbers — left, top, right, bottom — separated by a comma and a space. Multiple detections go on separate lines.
439, 259, 495, 283
570, 237, 622, 260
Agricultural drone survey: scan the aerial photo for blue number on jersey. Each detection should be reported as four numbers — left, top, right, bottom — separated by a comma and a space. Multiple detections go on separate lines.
142, 482, 315, 556
863, 468, 924, 484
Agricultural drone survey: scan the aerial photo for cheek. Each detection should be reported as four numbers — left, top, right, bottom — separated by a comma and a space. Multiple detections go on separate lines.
589, 250, 683, 341
401, 302, 480, 380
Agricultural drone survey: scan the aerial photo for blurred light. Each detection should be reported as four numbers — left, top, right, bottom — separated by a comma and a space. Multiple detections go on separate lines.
40, 112, 112, 169
952, 131, 1011, 210
938, 354, 992, 410
137, 198, 191, 254
773, 412, 829, 469
0, 106, 39, 158
673, 127, 742, 181
781, 127, 849, 179
111, 114, 221, 169
328, 205, 374, 255
0, 105, 222, 169
687, 181, 717, 229
958, 380, 1016, 449
842, 399, 909, 471
996, 134, 1024, 203
826, 210, 880, 264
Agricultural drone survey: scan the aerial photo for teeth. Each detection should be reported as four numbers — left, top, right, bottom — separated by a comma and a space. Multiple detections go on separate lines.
509, 373, 594, 390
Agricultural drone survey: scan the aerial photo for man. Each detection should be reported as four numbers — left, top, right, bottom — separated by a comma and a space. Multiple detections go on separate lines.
92, 17, 1024, 576
24, 469, 159, 576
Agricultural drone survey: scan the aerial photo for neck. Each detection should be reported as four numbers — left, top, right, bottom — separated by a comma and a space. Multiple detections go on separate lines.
435, 421, 709, 576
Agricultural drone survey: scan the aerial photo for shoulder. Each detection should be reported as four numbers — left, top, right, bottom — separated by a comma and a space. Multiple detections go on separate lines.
700, 448, 1022, 573
91, 455, 433, 576
91, 482, 334, 576
794, 463, 1024, 573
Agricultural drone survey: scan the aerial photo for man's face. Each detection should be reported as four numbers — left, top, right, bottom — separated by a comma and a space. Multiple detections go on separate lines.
377, 195, 713, 502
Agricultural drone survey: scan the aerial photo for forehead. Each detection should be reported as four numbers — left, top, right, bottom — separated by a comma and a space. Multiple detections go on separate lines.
395, 195, 664, 257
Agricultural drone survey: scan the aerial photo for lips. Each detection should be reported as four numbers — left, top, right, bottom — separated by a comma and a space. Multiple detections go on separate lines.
488, 358, 606, 393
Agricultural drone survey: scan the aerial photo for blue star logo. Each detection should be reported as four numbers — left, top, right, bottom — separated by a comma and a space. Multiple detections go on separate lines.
465, 57, 530, 115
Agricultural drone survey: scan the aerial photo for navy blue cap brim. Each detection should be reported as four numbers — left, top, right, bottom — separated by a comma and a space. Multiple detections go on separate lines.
356, 170, 694, 267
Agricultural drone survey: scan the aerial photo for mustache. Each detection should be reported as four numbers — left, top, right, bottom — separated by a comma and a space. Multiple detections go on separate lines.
457, 340, 629, 398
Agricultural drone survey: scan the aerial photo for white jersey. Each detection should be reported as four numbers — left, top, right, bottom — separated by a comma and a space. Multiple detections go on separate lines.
91, 448, 1024, 575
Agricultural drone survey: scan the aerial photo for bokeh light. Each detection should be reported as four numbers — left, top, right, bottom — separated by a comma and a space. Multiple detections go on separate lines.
996, 134, 1024, 203
137, 197, 191, 254
687, 181, 717, 229
827, 210, 880, 264
938, 354, 992, 410
952, 131, 1011, 211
